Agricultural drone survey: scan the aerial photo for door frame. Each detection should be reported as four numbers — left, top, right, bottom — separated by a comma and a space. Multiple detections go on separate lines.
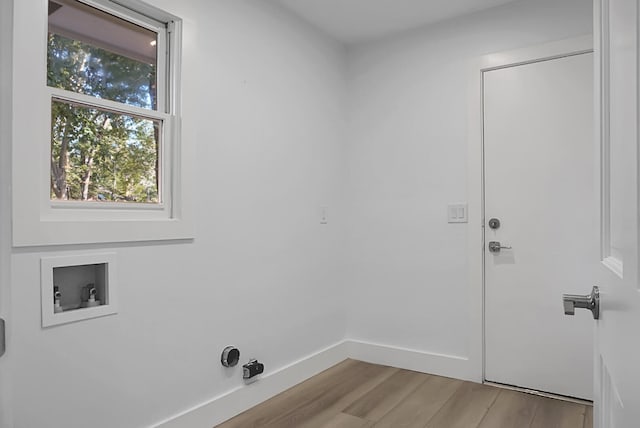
0, 0, 13, 425
466, 35, 594, 385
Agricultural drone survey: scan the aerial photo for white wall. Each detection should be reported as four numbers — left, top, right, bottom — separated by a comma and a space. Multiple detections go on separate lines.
344, 0, 593, 376
8, 1, 347, 427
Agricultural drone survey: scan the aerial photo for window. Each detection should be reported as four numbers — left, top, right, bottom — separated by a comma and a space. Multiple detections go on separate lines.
48, 0, 164, 204
12, 0, 191, 246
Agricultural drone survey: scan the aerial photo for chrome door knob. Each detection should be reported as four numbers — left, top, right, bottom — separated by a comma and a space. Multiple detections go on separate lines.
488, 241, 512, 253
562, 286, 600, 320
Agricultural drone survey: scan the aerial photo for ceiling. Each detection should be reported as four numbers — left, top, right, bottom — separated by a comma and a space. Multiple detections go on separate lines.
274, 0, 520, 44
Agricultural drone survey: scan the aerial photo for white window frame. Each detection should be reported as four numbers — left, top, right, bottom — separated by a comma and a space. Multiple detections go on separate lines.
12, 0, 192, 246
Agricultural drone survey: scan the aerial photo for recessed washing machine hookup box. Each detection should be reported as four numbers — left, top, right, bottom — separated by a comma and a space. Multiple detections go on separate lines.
40, 253, 118, 327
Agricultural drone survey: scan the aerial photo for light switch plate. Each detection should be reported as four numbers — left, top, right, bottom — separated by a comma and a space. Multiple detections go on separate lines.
319, 206, 328, 224
448, 204, 468, 223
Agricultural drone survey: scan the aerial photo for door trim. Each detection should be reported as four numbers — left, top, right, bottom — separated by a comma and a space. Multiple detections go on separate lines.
0, 0, 13, 423
484, 381, 593, 405
466, 35, 594, 384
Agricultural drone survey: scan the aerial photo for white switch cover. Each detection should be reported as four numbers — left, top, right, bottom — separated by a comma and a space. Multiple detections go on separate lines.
320, 206, 328, 224
448, 204, 468, 223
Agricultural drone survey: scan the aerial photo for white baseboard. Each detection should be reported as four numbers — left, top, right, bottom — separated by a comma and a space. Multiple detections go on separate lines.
346, 340, 476, 382
153, 339, 476, 428
153, 340, 350, 428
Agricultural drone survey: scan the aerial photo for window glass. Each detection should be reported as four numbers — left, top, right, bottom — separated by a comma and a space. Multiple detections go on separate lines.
51, 99, 160, 203
47, 0, 163, 204
47, 0, 158, 110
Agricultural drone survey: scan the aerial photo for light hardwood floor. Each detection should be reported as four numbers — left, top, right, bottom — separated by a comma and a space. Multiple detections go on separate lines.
216, 359, 593, 428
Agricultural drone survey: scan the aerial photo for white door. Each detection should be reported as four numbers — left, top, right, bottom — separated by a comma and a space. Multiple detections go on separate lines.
484, 52, 596, 400
592, 0, 640, 426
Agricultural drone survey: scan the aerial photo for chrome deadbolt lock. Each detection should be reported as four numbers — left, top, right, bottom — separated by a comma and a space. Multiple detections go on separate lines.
488, 218, 501, 229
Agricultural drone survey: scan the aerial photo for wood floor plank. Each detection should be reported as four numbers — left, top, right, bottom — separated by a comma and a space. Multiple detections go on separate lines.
216, 360, 589, 428
477, 390, 539, 428
261, 362, 398, 428
530, 398, 586, 428
216, 359, 386, 428
342, 369, 430, 421
424, 381, 500, 428
372, 375, 463, 428
281, 365, 398, 428
318, 413, 373, 428
584, 405, 593, 428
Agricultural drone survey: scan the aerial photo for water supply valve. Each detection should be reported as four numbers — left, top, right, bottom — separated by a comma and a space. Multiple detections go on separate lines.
53, 286, 63, 313
80, 284, 101, 308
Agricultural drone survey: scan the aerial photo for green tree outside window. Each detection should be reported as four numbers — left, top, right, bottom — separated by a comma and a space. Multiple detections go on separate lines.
48, 33, 159, 203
